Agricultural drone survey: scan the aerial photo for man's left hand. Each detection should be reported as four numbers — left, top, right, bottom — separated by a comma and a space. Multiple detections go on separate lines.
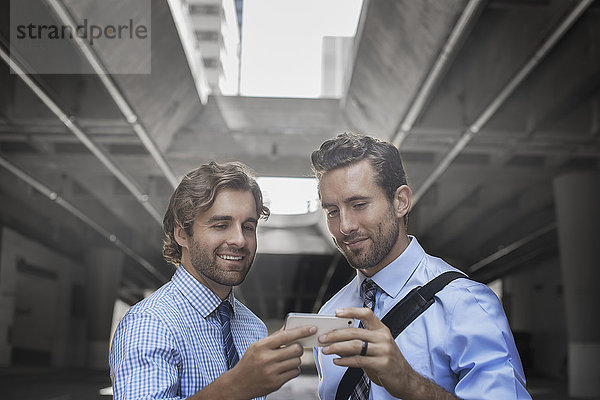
319, 307, 456, 399
319, 307, 457, 400
318, 307, 417, 398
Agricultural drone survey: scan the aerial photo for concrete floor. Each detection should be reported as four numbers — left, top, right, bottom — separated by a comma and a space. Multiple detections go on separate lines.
0, 367, 584, 399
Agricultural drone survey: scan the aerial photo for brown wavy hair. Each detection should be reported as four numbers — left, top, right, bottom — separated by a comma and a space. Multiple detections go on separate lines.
162, 161, 270, 266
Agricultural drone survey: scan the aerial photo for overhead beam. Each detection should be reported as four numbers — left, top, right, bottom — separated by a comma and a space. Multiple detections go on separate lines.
166, 0, 211, 105
419, 184, 480, 238
468, 222, 556, 273
340, 0, 370, 108
412, 1, 594, 206
0, 154, 168, 283
344, 0, 473, 135
472, 243, 557, 284
0, 44, 164, 224
47, 0, 179, 188
392, 0, 484, 146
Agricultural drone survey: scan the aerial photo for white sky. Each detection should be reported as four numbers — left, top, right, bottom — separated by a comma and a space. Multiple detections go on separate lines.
257, 177, 320, 215
240, 0, 363, 98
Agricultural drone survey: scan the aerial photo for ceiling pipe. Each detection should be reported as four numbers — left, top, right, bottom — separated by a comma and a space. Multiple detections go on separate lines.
47, 0, 179, 189
392, 0, 484, 147
0, 45, 164, 224
412, 0, 594, 206
468, 222, 556, 273
0, 154, 168, 283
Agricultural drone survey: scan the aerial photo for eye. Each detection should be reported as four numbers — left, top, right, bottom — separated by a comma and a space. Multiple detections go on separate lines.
353, 202, 367, 209
213, 224, 228, 230
326, 209, 339, 218
243, 224, 256, 232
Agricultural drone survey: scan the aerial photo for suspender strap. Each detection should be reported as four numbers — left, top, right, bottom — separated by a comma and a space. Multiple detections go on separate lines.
334, 271, 467, 400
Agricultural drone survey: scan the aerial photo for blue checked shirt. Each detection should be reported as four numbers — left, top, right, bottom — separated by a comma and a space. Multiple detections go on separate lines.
110, 265, 268, 400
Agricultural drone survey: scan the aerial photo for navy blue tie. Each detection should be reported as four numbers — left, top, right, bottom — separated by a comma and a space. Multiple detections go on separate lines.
350, 279, 378, 400
218, 300, 239, 369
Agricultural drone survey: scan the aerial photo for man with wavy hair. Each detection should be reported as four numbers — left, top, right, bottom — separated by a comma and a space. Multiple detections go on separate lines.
110, 161, 314, 400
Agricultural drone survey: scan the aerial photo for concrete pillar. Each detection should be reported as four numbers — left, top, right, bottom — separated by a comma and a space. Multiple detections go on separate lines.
0, 227, 14, 366
85, 247, 123, 370
553, 172, 600, 398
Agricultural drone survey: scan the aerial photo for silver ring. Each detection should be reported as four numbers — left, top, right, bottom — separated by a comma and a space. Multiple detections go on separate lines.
360, 340, 368, 356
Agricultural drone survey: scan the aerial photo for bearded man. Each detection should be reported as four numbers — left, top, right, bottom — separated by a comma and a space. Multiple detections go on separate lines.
311, 133, 531, 400
110, 161, 314, 400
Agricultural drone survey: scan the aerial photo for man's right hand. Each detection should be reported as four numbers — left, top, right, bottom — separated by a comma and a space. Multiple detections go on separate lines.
191, 325, 316, 400
229, 325, 316, 398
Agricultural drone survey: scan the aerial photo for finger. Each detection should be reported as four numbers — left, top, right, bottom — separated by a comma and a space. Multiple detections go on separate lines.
265, 326, 316, 348
270, 342, 304, 362
275, 366, 302, 385
322, 339, 385, 358
335, 307, 384, 330
332, 354, 373, 369
321, 338, 365, 357
318, 326, 377, 345
272, 355, 303, 374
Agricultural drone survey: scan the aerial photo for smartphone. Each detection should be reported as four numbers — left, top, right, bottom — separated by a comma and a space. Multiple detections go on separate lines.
284, 313, 355, 347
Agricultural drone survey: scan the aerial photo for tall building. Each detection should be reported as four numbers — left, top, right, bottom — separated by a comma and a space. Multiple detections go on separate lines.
187, 0, 242, 95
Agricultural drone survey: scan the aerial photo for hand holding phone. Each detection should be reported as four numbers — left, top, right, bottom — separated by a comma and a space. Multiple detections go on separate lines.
284, 313, 355, 347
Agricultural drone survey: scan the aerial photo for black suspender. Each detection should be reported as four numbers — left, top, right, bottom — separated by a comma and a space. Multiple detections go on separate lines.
334, 271, 467, 400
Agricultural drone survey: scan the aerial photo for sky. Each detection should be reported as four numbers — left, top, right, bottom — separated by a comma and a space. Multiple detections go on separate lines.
257, 177, 320, 215
240, 0, 363, 98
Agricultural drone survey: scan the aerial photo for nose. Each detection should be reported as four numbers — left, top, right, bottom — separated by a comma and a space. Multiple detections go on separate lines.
338, 210, 358, 236
226, 225, 247, 248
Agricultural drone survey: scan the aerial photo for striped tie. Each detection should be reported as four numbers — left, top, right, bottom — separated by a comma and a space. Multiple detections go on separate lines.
350, 279, 378, 400
218, 300, 239, 369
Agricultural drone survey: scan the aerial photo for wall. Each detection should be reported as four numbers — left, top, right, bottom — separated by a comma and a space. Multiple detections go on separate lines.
505, 256, 567, 378
0, 227, 86, 367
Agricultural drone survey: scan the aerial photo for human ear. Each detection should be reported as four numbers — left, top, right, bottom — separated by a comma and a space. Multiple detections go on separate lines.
393, 185, 412, 219
174, 225, 189, 249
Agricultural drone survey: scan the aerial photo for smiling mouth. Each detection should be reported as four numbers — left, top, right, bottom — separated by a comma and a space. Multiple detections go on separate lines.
218, 254, 244, 261
343, 237, 369, 248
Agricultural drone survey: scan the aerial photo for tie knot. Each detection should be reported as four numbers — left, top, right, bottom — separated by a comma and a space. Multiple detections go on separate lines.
361, 279, 378, 310
217, 300, 234, 325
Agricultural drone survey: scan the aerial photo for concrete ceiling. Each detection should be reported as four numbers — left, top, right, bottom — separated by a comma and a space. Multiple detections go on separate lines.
1, 0, 599, 319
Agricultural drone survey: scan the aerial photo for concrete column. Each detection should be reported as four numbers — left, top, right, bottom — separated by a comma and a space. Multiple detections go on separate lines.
85, 247, 123, 370
553, 172, 600, 398
0, 226, 14, 366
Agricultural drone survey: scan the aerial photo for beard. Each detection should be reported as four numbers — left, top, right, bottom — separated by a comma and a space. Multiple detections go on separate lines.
188, 240, 254, 287
338, 208, 399, 271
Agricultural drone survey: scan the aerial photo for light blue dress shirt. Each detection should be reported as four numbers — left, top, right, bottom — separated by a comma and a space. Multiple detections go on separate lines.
315, 237, 531, 400
110, 265, 267, 400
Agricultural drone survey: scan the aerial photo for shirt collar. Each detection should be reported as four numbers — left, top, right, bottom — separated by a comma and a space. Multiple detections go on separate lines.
225, 290, 237, 314
357, 235, 426, 299
172, 265, 237, 318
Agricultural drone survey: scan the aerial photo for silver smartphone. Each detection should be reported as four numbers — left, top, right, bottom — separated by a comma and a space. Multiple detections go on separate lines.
284, 313, 355, 347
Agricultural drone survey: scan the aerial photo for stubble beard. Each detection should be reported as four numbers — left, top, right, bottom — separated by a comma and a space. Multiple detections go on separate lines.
339, 209, 399, 271
188, 240, 254, 287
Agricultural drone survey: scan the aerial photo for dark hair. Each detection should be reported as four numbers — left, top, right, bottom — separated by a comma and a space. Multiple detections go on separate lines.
311, 132, 408, 202
162, 161, 270, 266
